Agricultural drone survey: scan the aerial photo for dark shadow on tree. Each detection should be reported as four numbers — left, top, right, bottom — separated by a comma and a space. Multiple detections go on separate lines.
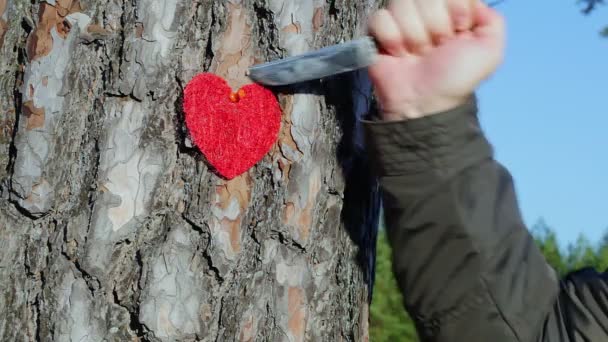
266, 71, 382, 302
323, 70, 382, 302
253, 71, 381, 305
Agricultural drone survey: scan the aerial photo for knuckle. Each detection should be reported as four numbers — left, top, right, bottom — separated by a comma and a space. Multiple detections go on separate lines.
448, 0, 472, 28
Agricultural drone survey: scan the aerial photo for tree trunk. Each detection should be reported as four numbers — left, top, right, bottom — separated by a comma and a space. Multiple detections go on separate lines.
0, 0, 381, 341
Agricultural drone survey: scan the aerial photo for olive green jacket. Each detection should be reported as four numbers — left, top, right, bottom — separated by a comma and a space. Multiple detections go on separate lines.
363, 97, 608, 341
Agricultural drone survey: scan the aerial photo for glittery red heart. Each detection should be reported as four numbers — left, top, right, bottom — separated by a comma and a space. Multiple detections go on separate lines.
183, 73, 281, 179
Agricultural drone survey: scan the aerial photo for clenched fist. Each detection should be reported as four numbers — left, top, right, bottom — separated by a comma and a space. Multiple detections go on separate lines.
367, 0, 505, 120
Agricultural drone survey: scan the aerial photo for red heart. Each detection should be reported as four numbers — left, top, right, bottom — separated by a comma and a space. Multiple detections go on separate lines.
183, 73, 281, 179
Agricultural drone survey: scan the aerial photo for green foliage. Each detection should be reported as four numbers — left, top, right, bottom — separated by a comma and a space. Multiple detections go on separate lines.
532, 219, 608, 273
532, 219, 568, 275
370, 220, 608, 341
370, 231, 418, 342
566, 235, 598, 270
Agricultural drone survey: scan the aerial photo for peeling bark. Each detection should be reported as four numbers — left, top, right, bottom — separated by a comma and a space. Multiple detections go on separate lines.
0, 0, 383, 341
0, 0, 8, 49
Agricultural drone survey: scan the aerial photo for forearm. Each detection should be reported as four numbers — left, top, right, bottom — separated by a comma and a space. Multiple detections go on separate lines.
364, 98, 559, 341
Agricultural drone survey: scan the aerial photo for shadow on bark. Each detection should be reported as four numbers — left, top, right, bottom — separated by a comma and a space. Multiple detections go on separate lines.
173, 74, 229, 180
325, 70, 382, 302
338, 142, 382, 303
266, 71, 382, 302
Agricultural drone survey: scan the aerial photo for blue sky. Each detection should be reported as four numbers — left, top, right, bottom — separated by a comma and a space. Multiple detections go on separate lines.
477, 1, 608, 247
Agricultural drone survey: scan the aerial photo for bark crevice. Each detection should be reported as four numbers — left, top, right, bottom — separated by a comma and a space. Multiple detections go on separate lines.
202, 3, 215, 72
111, 283, 149, 340
6, 46, 24, 210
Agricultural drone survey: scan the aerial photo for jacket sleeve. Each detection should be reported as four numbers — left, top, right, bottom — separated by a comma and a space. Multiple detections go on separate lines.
542, 267, 608, 341
362, 96, 560, 342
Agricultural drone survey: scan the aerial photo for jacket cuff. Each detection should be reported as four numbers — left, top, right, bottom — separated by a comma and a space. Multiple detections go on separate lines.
362, 96, 493, 179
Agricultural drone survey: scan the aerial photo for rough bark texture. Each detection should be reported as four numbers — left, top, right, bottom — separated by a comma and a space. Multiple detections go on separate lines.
0, 0, 382, 341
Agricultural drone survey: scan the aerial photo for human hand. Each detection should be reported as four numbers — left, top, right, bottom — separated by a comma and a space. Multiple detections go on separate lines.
367, 0, 505, 120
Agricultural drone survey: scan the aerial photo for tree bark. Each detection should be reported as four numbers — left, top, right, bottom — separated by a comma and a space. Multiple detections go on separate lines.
0, 0, 382, 341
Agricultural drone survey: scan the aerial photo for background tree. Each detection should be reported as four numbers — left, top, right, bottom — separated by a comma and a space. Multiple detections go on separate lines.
579, 0, 603, 14
531, 219, 568, 275
532, 219, 608, 274
0, 0, 383, 340
579, 0, 607, 36
370, 231, 418, 342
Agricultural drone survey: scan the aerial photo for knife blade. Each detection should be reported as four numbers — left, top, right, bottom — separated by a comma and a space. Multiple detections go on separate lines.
247, 36, 379, 86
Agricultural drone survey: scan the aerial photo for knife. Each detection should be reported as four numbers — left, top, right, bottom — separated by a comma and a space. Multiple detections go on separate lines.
247, 36, 379, 86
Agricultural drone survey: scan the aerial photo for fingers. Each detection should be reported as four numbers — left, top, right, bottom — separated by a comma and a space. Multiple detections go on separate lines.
369, 0, 488, 55
413, 0, 453, 43
388, 0, 430, 52
368, 9, 408, 56
447, 0, 476, 31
